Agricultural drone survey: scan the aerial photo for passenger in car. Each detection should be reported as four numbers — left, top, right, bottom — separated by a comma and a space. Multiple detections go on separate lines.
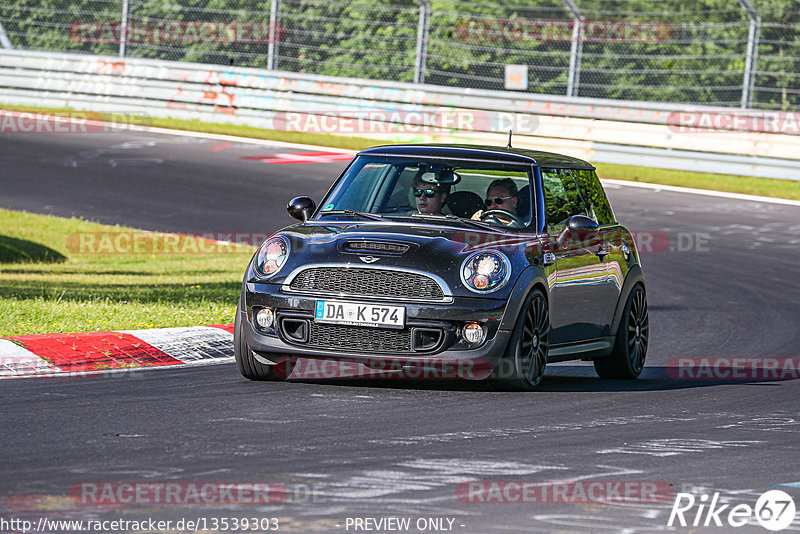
471, 178, 519, 220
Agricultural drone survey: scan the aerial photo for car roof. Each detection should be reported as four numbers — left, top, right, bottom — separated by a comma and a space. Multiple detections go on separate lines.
357, 144, 595, 169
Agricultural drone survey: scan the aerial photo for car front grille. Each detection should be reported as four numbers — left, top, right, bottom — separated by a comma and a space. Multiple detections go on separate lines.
307, 323, 413, 354
289, 267, 445, 300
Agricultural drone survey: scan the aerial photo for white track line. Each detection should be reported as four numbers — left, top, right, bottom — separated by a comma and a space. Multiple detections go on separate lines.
601, 178, 800, 207
120, 123, 359, 154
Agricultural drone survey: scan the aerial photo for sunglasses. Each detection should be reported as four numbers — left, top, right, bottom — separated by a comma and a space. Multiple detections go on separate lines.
414, 188, 440, 198
485, 195, 513, 207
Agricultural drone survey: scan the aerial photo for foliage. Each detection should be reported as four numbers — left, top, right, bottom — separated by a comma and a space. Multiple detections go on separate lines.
1, 0, 797, 108
574, 169, 614, 225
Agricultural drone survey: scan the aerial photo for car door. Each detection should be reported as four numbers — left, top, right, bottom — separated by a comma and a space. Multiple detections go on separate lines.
541, 167, 608, 344
573, 168, 626, 333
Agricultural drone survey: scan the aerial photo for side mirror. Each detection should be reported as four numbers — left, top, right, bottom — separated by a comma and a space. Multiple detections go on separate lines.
557, 215, 599, 249
287, 196, 316, 222
566, 214, 599, 234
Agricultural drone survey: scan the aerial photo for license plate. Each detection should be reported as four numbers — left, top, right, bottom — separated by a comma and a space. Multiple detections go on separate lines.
314, 300, 405, 329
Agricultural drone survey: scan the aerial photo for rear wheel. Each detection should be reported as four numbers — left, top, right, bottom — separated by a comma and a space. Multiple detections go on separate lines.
594, 284, 648, 379
234, 295, 278, 381
493, 288, 549, 391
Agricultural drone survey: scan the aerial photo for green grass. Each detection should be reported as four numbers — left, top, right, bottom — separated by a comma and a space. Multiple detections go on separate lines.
4, 104, 800, 201
0, 209, 253, 337
594, 162, 800, 201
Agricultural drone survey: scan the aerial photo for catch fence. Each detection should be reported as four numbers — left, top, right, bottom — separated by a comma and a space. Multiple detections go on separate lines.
1, 0, 797, 110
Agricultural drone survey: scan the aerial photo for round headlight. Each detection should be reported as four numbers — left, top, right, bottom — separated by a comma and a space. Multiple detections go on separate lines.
255, 236, 289, 277
460, 251, 511, 293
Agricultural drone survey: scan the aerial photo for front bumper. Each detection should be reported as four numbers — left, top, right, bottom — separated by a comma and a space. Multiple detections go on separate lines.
242, 281, 515, 380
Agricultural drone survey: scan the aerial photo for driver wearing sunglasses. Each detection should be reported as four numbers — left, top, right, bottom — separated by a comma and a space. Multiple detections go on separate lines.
412, 175, 450, 214
471, 178, 519, 220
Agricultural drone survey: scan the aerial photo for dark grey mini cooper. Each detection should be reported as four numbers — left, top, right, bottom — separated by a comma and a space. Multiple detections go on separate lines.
235, 144, 648, 390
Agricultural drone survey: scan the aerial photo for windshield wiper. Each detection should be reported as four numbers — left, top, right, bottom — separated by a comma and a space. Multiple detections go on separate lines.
319, 209, 383, 221
411, 213, 500, 232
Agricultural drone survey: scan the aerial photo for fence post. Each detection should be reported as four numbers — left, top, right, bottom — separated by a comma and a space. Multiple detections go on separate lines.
414, 0, 431, 84
562, 0, 583, 98
268, 0, 282, 71
739, 0, 760, 109
0, 21, 12, 49
119, 0, 130, 57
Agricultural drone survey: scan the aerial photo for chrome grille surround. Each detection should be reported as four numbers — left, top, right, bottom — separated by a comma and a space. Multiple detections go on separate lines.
282, 264, 452, 303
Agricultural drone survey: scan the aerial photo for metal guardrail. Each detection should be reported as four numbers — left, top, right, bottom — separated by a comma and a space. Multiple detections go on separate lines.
0, 49, 798, 181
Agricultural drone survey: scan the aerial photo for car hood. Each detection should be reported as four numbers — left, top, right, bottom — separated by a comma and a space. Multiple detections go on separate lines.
253, 220, 540, 299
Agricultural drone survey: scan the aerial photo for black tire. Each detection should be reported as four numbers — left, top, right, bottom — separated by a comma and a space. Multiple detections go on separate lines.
594, 284, 648, 379
492, 288, 549, 391
234, 295, 278, 381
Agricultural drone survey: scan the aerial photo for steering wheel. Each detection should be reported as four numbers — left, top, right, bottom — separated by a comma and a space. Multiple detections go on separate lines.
480, 209, 524, 228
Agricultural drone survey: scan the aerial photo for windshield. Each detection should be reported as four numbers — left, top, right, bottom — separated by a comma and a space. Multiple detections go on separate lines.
317, 156, 534, 229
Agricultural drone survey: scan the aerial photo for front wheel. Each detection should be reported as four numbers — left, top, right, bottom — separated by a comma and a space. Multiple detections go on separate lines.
493, 288, 549, 391
234, 295, 278, 381
594, 284, 648, 379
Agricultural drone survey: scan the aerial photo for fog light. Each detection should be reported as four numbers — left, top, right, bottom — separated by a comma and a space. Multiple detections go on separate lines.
256, 308, 274, 329
463, 322, 485, 344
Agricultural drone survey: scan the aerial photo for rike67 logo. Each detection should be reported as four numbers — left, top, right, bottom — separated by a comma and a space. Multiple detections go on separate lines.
668, 490, 796, 531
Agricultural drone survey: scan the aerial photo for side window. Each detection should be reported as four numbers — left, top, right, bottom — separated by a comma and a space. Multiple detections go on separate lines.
574, 169, 615, 226
541, 168, 589, 232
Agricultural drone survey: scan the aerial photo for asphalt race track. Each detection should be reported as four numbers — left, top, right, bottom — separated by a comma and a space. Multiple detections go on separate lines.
2, 127, 800, 533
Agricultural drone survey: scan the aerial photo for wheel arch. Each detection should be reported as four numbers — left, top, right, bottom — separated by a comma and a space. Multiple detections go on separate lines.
610, 265, 646, 338
498, 265, 550, 333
